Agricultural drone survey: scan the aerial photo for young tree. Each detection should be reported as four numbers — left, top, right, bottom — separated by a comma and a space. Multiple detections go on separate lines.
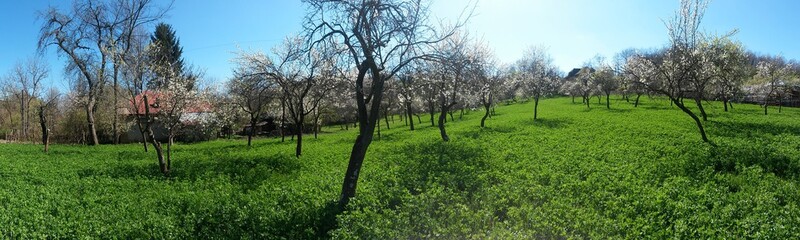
592, 65, 618, 109
755, 57, 794, 115
39, 88, 60, 152
305, 0, 467, 207
516, 46, 559, 118
427, 30, 475, 141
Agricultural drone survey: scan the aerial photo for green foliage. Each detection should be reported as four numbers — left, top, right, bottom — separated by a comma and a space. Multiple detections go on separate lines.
1, 97, 800, 238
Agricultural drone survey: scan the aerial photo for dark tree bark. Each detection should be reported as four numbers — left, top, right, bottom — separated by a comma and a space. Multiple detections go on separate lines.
247, 116, 256, 147
438, 106, 450, 141
606, 93, 611, 109
480, 94, 492, 128
672, 98, 709, 142
39, 105, 49, 152
723, 98, 728, 112
694, 96, 707, 121
429, 103, 435, 127
405, 101, 414, 130
534, 95, 540, 119
634, 93, 641, 108
144, 95, 168, 176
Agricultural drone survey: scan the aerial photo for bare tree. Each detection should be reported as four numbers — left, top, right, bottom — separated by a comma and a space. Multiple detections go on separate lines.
3, 57, 48, 142
305, 0, 469, 207
39, 0, 168, 145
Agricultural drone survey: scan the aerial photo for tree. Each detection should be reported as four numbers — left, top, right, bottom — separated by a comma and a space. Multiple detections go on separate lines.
107, 0, 167, 144
591, 64, 618, 109
305, 0, 467, 207
707, 36, 750, 112
755, 57, 794, 115
39, 0, 167, 145
3, 57, 48, 141
516, 46, 559, 118
425, 30, 476, 142
235, 36, 339, 157
39, 88, 60, 152
229, 61, 276, 147
622, 0, 720, 143
477, 62, 504, 128
149, 22, 184, 89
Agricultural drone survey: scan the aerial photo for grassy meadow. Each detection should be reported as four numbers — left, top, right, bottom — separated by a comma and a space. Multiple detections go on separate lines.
1, 96, 800, 238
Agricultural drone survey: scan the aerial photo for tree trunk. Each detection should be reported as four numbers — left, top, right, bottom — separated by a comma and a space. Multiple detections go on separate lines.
314, 110, 321, 139
694, 97, 707, 121
764, 102, 768, 115
572, 95, 575, 103
672, 98, 709, 143
606, 93, 611, 109
416, 114, 421, 124
113, 63, 119, 144
39, 105, 49, 152
86, 96, 99, 145
448, 111, 454, 122
281, 98, 286, 142
723, 98, 728, 112
459, 108, 464, 120
144, 95, 167, 176
428, 103, 436, 127
384, 111, 390, 130
634, 94, 641, 108
137, 119, 148, 152
148, 127, 167, 176
534, 96, 540, 120
438, 105, 450, 142
295, 113, 304, 157
167, 134, 173, 176
406, 102, 414, 131
339, 67, 383, 209
481, 103, 490, 128
585, 95, 590, 108
247, 116, 256, 147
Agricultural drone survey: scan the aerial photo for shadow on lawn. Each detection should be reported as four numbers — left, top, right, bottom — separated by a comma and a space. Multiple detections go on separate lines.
517, 117, 573, 129
393, 141, 496, 195
686, 142, 799, 181
84, 150, 301, 190
709, 120, 800, 139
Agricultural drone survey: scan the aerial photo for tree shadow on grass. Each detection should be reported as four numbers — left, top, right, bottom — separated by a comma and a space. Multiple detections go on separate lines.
392, 141, 495, 196
517, 117, 573, 129
84, 151, 301, 191
606, 108, 633, 113
686, 142, 799, 181
708, 120, 800, 139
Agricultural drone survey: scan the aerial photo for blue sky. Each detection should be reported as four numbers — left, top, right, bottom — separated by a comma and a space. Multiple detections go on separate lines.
1, 0, 798, 93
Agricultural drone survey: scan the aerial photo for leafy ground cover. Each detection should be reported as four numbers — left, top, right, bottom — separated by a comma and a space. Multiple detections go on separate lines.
1, 96, 799, 238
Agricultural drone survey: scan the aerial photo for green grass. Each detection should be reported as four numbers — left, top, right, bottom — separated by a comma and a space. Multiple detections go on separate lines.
2, 96, 800, 238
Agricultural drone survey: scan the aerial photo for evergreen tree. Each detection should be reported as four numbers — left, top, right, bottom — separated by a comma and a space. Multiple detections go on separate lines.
149, 23, 184, 89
